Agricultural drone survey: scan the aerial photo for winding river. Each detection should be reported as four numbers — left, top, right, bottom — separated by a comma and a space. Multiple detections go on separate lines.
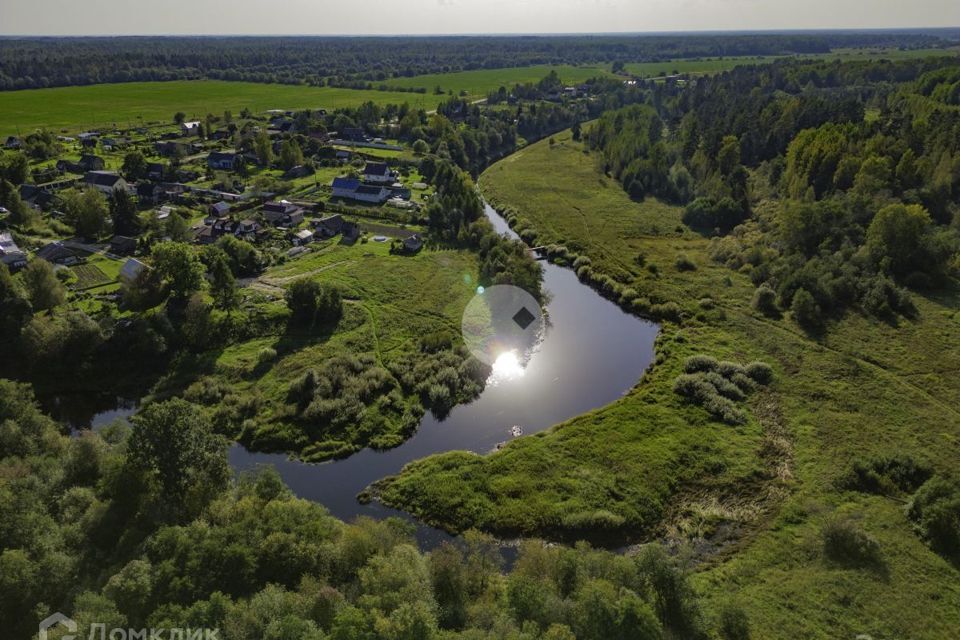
228, 202, 660, 545
59, 202, 659, 547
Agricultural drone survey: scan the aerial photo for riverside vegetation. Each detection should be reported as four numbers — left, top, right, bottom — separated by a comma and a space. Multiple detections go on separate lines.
376, 57, 960, 638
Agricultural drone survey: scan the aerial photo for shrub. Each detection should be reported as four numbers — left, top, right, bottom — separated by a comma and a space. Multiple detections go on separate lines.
751, 284, 778, 317
675, 254, 697, 271
683, 355, 718, 373
744, 361, 774, 385
650, 301, 681, 322
908, 476, 960, 562
791, 288, 821, 329
839, 455, 932, 495
822, 519, 883, 567
717, 361, 746, 379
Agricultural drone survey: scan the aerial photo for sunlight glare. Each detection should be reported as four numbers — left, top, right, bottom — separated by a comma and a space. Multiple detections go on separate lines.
490, 350, 525, 382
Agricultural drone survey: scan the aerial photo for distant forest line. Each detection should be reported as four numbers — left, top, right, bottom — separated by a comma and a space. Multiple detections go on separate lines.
2, 30, 960, 91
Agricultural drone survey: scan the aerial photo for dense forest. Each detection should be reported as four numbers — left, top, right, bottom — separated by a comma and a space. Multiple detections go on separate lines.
587, 56, 960, 327
1, 31, 958, 90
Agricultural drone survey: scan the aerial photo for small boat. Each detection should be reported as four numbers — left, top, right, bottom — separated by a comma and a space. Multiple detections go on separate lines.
510, 425, 523, 437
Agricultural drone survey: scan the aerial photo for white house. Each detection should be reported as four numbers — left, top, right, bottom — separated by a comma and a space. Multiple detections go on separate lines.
84, 171, 128, 196
362, 162, 397, 185
181, 121, 201, 136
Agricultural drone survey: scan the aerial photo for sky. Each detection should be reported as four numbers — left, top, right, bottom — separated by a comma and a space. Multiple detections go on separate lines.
1, 0, 959, 36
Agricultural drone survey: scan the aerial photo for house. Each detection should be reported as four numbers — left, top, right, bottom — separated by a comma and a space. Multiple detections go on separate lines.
336, 150, 352, 163
147, 163, 166, 181
181, 121, 201, 136
402, 233, 424, 253
331, 177, 360, 199
154, 141, 190, 158
363, 162, 396, 184
208, 152, 242, 171
263, 200, 304, 226
4, 136, 21, 149
283, 165, 313, 180
354, 184, 390, 204
35, 241, 79, 265
157, 205, 174, 221
292, 229, 314, 246
78, 154, 105, 172
19, 185, 55, 209
210, 201, 232, 218
312, 214, 358, 240
236, 219, 261, 241
0, 232, 27, 270
84, 171, 128, 196
109, 235, 138, 256
119, 258, 147, 284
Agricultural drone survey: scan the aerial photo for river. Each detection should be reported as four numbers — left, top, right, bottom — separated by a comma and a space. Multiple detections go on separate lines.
63, 202, 659, 547
227, 202, 659, 545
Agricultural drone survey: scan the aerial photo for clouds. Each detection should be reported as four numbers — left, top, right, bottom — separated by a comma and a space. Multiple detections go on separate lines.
1, 0, 958, 35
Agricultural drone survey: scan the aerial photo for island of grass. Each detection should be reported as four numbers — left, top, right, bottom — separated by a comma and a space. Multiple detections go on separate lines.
373, 130, 960, 638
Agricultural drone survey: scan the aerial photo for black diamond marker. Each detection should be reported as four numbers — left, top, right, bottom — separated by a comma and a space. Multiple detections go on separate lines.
512, 306, 535, 330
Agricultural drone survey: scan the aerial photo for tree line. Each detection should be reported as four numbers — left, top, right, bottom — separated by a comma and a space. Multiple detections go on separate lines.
1, 31, 956, 90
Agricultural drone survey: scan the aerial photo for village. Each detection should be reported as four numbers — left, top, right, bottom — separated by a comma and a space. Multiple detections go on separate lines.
0, 109, 429, 298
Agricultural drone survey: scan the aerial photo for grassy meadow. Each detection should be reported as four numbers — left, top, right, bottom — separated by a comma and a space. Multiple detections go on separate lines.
156, 238, 483, 461
377, 130, 960, 638
0, 81, 445, 136
383, 64, 616, 97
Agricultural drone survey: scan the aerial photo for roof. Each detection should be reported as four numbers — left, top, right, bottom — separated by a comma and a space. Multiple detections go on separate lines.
295, 229, 314, 240
84, 171, 123, 187
364, 162, 391, 176
356, 184, 387, 196
110, 236, 137, 245
208, 151, 238, 162
211, 201, 231, 214
36, 241, 76, 262
120, 258, 147, 282
331, 177, 360, 190
264, 200, 299, 214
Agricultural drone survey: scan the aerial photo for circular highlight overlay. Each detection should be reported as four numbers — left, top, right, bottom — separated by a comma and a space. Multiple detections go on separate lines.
461, 284, 543, 366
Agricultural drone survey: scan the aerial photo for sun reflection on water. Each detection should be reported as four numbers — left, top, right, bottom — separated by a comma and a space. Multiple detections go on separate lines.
489, 350, 526, 383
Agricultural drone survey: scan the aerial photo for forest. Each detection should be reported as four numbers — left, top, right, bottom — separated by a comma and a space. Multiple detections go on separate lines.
585, 56, 960, 326
1, 30, 958, 90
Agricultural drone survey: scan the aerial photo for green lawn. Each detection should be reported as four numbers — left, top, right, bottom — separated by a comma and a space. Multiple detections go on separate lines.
0, 81, 445, 136
377, 130, 960, 638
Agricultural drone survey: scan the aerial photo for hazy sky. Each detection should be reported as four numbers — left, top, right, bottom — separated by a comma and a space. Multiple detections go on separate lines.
2, 0, 959, 36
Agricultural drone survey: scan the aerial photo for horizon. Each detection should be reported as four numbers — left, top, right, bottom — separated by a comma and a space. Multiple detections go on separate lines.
3, 0, 960, 37
3, 27, 960, 38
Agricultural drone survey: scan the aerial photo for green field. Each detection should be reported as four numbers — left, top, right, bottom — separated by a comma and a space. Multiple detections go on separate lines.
377, 130, 960, 638
383, 64, 616, 97
0, 81, 445, 136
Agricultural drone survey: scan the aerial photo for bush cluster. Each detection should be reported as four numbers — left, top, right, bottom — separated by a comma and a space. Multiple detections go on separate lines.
822, 519, 884, 567
673, 355, 774, 425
